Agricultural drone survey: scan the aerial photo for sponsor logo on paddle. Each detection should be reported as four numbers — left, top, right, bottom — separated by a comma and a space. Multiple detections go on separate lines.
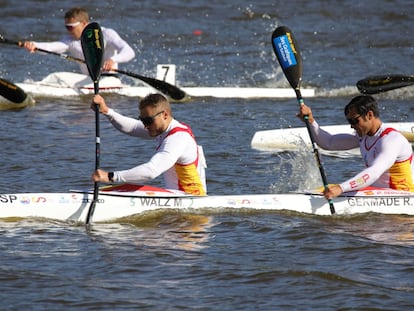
273, 34, 297, 70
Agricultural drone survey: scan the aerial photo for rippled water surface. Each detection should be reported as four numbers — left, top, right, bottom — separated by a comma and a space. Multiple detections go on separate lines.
1, 0, 414, 310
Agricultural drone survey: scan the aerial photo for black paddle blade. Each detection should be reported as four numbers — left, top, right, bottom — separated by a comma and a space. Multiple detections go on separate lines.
356, 75, 414, 94
81, 22, 104, 83
271, 26, 303, 90
0, 78, 27, 103
115, 69, 187, 101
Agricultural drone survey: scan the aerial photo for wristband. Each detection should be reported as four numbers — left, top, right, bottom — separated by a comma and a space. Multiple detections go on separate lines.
108, 172, 114, 182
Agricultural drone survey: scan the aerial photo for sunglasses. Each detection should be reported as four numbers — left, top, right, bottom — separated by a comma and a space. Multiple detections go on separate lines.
65, 21, 81, 31
346, 115, 362, 125
139, 110, 164, 126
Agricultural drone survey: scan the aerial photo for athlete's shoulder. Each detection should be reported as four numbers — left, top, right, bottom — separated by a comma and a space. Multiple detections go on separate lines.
165, 120, 194, 139
101, 27, 121, 38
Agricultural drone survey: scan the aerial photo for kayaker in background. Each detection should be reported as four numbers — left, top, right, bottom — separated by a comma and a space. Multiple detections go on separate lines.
91, 93, 207, 196
297, 95, 414, 199
23, 7, 135, 75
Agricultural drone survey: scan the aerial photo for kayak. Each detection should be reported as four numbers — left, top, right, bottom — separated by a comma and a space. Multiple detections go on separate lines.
251, 122, 414, 157
16, 71, 316, 100
1, 184, 413, 223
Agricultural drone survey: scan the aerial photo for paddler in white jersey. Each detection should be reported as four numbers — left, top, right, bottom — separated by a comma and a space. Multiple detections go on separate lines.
23, 7, 135, 75
297, 95, 414, 199
91, 93, 207, 196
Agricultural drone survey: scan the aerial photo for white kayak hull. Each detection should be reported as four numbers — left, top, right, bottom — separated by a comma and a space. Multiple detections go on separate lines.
251, 122, 414, 157
16, 72, 315, 99
1, 184, 413, 223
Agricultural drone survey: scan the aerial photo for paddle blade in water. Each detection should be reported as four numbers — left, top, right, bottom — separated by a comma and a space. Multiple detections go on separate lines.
271, 26, 303, 90
0, 78, 27, 103
356, 74, 414, 94
81, 22, 104, 83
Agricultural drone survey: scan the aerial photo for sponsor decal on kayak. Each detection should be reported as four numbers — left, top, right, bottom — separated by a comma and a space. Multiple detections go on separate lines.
0, 194, 82, 205
133, 197, 184, 207
0, 195, 18, 203
348, 197, 414, 207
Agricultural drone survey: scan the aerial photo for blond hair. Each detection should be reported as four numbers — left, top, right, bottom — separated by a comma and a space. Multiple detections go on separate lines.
64, 7, 89, 23
139, 94, 171, 112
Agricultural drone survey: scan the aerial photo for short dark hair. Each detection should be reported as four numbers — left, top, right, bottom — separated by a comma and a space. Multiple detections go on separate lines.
344, 95, 379, 117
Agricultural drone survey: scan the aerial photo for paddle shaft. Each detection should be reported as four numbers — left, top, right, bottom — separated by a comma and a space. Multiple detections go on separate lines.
86, 83, 100, 225
0, 35, 187, 101
85, 85, 100, 225
295, 90, 335, 213
272, 26, 335, 214
81, 22, 104, 225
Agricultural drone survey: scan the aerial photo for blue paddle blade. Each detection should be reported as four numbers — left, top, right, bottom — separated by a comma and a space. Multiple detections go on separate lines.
271, 26, 303, 90
81, 22, 104, 83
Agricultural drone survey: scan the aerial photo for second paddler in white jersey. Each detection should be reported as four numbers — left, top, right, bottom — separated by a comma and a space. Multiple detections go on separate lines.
23, 6, 135, 75
297, 95, 414, 199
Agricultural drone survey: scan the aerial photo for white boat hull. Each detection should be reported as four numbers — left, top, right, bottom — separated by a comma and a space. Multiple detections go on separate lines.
16, 72, 315, 99
251, 122, 414, 157
1, 185, 413, 223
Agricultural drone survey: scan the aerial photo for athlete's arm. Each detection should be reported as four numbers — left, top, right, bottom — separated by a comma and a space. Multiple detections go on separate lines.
103, 28, 135, 64
114, 132, 195, 183
309, 121, 360, 150
105, 108, 150, 138
339, 134, 404, 192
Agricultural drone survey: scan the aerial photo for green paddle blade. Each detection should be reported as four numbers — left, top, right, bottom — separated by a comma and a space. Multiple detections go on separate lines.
271, 26, 303, 90
0, 78, 27, 103
81, 22, 104, 83
356, 75, 414, 94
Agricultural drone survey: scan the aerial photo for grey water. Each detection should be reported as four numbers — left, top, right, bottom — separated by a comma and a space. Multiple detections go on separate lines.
1, 1, 414, 310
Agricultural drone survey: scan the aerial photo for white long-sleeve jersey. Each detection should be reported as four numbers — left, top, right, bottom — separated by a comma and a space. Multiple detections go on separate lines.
104, 108, 207, 193
33, 27, 135, 75
309, 120, 414, 192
